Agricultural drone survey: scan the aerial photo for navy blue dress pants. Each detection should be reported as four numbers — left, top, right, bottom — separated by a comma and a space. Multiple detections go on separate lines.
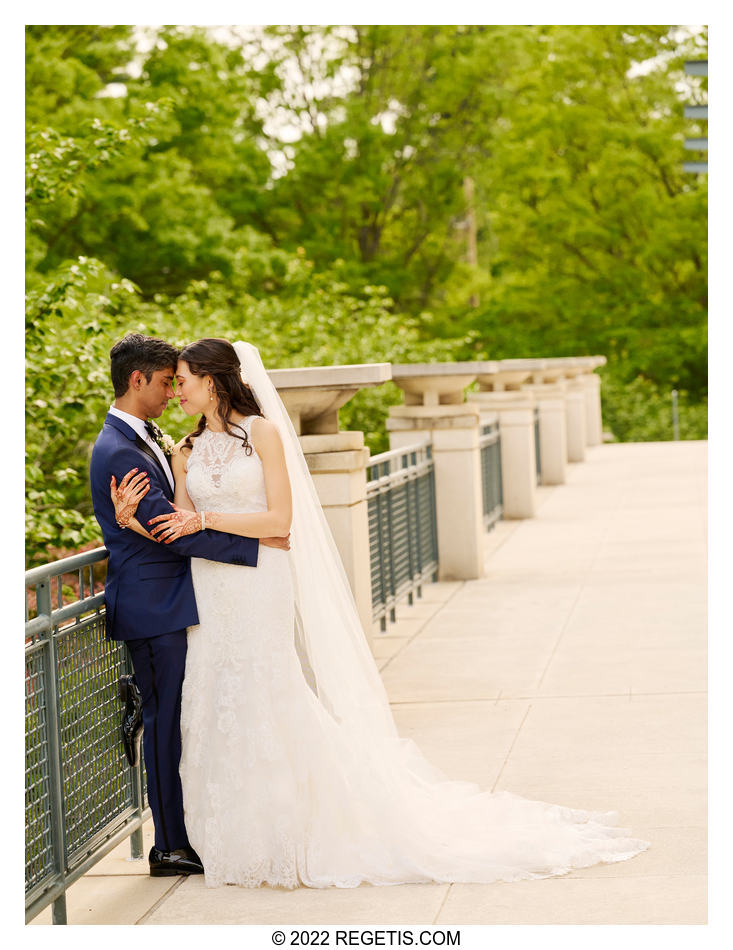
126, 630, 189, 852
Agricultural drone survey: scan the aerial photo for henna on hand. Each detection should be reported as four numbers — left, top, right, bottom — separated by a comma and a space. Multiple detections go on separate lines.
115, 503, 138, 527
110, 469, 150, 528
177, 513, 202, 538
148, 505, 202, 542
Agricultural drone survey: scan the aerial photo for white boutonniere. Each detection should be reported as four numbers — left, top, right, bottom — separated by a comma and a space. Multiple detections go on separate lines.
146, 419, 175, 457
159, 433, 176, 457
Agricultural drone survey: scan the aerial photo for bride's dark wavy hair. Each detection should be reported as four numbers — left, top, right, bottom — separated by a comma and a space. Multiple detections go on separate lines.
179, 338, 263, 454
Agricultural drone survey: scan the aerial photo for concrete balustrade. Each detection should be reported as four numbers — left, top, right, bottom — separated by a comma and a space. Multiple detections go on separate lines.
268, 363, 391, 435
564, 380, 587, 462
387, 364, 485, 581
475, 363, 548, 515
541, 359, 585, 461
475, 358, 584, 496
472, 360, 562, 516
514, 358, 570, 483
268, 355, 606, 631
578, 372, 602, 446
530, 360, 564, 385
269, 363, 391, 638
579, 356, 606, 446
475, 357, 536, 392
544, 356, 606, 449
520, 381, 568, 485
469, 383, 538, 519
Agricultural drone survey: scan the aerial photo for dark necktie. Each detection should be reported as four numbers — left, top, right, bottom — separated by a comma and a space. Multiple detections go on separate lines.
144, 419, 160, 442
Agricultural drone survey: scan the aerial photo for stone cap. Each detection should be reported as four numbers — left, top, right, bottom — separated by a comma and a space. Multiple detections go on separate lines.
476, 358, 542, 390
390, 356, 605, 403
543, 356, 605, 377
391, 361, 492, 406
469, 389, 536, 409
521, 379, 568, 394
268, 362, 391, 390
387, 403, 482, 430
391, 361, 493, 377
497, 358, 547, 371
266, 362, 391, 435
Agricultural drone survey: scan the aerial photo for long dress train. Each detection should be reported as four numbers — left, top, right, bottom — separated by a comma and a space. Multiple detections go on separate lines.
178, 419, 649, 889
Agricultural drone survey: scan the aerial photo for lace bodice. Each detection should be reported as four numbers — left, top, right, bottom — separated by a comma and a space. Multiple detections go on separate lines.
185, 418, 268, 514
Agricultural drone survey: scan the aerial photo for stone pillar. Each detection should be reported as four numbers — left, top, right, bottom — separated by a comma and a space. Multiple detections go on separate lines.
468, 391, 537, 518
386, 405, 485, 581
565, 381, 587, 462
578, 372, 603, 446
301, 432, 373, 637
521, 382, 568, 485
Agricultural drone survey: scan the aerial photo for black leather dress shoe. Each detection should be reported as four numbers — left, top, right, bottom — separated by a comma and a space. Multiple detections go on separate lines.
118, 674, 143, 767
149, 846, 205, 877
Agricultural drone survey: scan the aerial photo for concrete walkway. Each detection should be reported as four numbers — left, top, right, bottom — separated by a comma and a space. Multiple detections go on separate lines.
31, 440, 707, 925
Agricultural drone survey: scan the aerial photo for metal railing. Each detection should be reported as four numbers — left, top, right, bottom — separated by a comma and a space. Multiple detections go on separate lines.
367, 439, 439, 631
480, 420, 503, 529
25, 548, 148, 924
533, 406, 542, 485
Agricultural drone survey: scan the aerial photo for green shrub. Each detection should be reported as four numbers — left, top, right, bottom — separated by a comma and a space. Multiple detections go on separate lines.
600, 372, 707, 443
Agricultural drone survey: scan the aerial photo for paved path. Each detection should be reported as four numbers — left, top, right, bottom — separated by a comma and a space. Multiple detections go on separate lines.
31, 441, 707, 925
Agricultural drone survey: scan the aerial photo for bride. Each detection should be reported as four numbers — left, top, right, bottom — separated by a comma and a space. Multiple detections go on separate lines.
112, 336, 649, 889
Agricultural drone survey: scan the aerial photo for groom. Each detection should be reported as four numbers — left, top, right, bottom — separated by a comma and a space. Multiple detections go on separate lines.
90, 333, 289, 877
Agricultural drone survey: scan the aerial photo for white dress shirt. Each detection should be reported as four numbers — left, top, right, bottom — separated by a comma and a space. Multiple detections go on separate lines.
108, 405, 175, 493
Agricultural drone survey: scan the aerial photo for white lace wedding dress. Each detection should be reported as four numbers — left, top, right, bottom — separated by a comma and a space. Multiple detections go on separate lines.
179, 418, 649, 889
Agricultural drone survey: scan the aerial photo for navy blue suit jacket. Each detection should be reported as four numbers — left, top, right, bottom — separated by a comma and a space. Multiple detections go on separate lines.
90, 413, 259, 641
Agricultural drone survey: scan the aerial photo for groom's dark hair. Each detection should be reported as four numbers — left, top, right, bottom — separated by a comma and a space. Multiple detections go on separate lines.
110, 333, 179, 397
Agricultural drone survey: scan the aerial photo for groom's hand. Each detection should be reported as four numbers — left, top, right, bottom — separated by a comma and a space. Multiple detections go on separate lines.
261, 534, 291, 551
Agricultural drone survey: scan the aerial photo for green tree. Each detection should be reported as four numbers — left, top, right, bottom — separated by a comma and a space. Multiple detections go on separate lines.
25, 257, 141, 561
250, 26, 528, 310
25, 25, 708, 559
441, 26, 708, 398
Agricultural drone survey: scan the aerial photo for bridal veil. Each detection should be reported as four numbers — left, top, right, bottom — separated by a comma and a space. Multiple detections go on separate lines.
232, 340, 649, 884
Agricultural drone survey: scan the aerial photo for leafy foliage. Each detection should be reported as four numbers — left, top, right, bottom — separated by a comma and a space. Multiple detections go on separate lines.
25, 250, 447, 564
25, 25, 707, 562
25, 257, 139, 559
600, 371, 707, 443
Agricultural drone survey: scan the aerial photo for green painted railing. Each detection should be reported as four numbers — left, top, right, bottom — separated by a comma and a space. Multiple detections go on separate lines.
479, 421, 503, 529
367, 440, 439, 631
534, 406, 542, 486
25, 548, 149, 925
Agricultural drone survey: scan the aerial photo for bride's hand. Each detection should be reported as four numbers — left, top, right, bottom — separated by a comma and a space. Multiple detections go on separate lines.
147, 504, 202, 543
261, 533, 291, 551
110, 469, 150, 527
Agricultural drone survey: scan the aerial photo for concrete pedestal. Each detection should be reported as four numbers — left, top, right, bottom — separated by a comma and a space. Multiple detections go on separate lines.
386, 406, 484, 581
468, 391, 537, 518
301, 431, 373, 639
578, 373, 603, 446
521, 382, 568, 485
565, 383, 587, 462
